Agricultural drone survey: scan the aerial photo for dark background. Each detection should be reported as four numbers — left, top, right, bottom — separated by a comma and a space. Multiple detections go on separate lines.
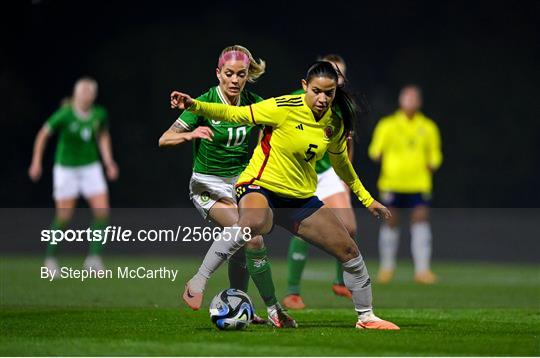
2, 0, 539, 208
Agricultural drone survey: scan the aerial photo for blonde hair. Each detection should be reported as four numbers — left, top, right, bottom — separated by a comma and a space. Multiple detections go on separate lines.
218, 45, 266, 83
73, 76, 98, 95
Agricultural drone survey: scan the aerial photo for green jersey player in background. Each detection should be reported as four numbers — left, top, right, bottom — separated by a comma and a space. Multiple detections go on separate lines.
159, 45, 295, 327
29, 77, 119, 276
282, 55, 359, 310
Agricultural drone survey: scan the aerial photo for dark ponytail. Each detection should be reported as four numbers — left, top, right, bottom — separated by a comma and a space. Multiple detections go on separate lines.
305, 61, 365, 140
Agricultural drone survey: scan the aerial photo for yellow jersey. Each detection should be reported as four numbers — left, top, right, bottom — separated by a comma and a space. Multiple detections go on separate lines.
188, 94, 374, 207
368, 110, 442, 193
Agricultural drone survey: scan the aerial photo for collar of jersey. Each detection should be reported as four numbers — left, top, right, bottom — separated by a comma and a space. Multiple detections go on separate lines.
396, 109, 423, 123
72, 105, 93, 121
216, 86, 240, 106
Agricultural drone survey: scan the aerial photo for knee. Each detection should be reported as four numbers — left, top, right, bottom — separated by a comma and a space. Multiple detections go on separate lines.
238, 217, 269, 236
339, 242, 360, 262
411, 206, 429, 223
245, 235, 265, 250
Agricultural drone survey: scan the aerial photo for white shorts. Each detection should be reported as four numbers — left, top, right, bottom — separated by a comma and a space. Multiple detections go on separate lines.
189, 172, 238, 219
315, 167, 346, 200
53, 162, 108, 201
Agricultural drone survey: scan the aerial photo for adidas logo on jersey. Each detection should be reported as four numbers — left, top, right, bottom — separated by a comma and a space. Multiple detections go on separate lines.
295, 124, 304, 130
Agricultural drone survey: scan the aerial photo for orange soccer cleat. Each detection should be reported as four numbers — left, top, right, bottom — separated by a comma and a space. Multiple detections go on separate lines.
282, 294, 306, 310
356, 312, 400, 330
267, 305, 298, 328
414, 270, 438, 284
332, 284, 353, 299
377, 269, 395, 284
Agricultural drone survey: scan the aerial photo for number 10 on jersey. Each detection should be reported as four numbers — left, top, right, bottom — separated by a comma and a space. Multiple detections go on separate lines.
226, 127, 247, 146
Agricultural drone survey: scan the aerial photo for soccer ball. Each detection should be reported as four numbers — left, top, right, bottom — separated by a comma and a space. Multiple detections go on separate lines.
209, 288, 254, 330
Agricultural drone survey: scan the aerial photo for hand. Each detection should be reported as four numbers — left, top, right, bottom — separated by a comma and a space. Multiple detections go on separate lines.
28, 162, 42, 182
170, 91, 194, 109
187, 126, 214, 141
105, 161, 119, 181
368, 200, 392, 220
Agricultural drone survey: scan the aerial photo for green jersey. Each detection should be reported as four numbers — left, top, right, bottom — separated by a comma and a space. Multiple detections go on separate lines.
46, 104, 108, 167
177, 86, 263, 177
290, 89, 333, 174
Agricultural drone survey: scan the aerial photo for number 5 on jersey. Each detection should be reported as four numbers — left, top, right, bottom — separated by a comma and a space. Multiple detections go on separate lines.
304, 144, 318, 162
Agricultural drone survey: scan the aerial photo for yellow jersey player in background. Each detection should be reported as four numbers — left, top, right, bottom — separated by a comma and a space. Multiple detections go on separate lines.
368, 85, 442, 284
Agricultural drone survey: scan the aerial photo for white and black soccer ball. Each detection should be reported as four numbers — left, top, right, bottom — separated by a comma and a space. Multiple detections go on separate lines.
209, 288, 254, 330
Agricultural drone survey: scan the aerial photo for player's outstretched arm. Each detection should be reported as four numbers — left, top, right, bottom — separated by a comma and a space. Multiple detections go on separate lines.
158, 121, 214, 147
170, 90, 253, 125
28, 126, 51, 182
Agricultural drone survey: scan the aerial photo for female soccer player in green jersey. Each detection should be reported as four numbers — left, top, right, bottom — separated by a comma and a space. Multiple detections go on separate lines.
283, 54, 359, 310
160, 45, 294, 327
29, 77, 119, 276
171, 61, 400, 330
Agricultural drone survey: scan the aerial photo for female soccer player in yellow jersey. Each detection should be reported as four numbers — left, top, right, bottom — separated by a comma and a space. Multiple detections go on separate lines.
171, 61, 399, 330
159, 45, 294, 327
369, 85, 442, 284
283, 54, 358, 310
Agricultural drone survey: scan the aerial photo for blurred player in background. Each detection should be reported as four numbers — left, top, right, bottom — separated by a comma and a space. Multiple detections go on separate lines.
29, 77, 119, 275
368, 85, 442, 284
171, 61, 400, 330
283, 54, 356, 310
160, 45, 288, 326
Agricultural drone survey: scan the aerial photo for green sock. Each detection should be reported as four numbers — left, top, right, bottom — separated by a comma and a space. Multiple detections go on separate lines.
228, 247, 250, 292
45, 217, 68, 257
334, 260, 345, 285
286, 236, 309, 295
89, 217, 108, 256
245, 247, 277, 307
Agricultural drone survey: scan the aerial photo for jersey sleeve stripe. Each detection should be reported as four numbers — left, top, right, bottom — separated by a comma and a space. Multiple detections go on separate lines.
249, 105, 256, 125
275, 97, 302, 103
175, 119, 191, 130
276, 103, 304, 107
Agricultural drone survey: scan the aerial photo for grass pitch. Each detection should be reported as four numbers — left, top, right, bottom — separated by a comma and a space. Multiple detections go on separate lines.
1, 256, 539, 356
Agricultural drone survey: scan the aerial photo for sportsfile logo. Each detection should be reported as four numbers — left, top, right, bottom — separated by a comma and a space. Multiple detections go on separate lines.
40, 226, 253, 245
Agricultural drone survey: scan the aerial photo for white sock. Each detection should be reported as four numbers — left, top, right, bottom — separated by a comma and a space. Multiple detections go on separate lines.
190, 225, 248, 292
378, 224, 399, 270
411, 221, 432, 273
342, 255, 373, 312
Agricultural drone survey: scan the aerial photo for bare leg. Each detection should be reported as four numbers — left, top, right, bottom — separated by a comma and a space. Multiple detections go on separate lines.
296, 206, 399, 329
324, 190, 357, 295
